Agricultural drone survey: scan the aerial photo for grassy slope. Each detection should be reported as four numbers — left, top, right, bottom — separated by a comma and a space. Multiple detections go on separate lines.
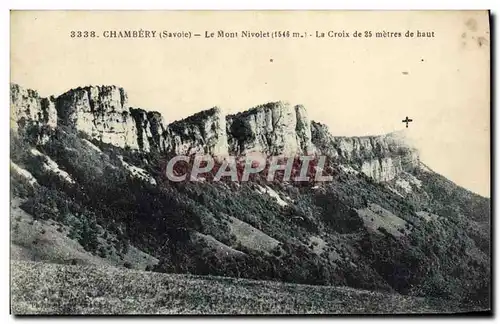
9, 128, 490, 311
11, 197, 158, 270
11, 260, 477, 315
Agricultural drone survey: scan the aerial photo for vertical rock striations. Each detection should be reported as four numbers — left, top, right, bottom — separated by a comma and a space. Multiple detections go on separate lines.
226, 101, 314, 156
294, 104, 316, 155
10, 83, 57, 144
10, 83, 419, 182
129, 108, 152, 152
55, 85, 139, 149
166, 107, 228, 156
10, 83, 57, 131
148, 111, 169, 152
311, 121, 419, 182
130, 108, 170, 152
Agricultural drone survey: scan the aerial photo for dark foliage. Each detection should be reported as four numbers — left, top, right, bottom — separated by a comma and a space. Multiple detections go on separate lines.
9, 127, 491, 310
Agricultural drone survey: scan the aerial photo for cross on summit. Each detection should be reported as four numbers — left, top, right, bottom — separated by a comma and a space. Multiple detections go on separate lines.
402, 116, 413, 128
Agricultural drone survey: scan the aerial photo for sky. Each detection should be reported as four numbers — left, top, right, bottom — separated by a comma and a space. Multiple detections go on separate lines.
10, 10, 490, 196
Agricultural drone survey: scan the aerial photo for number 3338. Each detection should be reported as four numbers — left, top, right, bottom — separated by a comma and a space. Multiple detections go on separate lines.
70, 31, 98, 38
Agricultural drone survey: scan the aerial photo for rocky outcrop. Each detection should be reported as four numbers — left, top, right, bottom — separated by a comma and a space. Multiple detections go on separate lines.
148, 111, 169, 152
10, 84, 230, 156
10, 84, 57, 144
167, 107, 228, 156
130, 108, 152, 152
130, 108, 169, 152
311, 122, 419, 182
226, 101, 315, 156
294, 105, 315, 155
10, 83, 419, 183
55, 86, 139, 149
10, 84, 57, 131
359, 155, 419, 182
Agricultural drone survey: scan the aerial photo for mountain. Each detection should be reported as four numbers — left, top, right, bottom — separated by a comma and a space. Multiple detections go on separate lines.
10, 84, 491, 314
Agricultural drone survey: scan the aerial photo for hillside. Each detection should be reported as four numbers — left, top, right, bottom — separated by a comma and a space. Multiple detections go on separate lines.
11, 261, 479, 315
10, 83, 491, 314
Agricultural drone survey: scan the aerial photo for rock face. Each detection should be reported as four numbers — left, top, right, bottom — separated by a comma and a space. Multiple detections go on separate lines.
10, 83, 419, 182
167, 107, 228, 156
130, 108, 169, 152
129, 108, 152, 152
311, 122, 419, 182
294, 105, 315, 155
56, 86, 139, 149
148, 111, 169, 152
10, 84, 57, 131
226, 102, 315, 156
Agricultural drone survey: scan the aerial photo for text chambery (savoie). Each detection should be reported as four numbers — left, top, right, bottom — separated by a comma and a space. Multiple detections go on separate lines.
103, 30, 158, 38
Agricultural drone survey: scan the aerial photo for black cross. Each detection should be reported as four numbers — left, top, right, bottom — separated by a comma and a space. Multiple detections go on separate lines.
402, 116, 413, 128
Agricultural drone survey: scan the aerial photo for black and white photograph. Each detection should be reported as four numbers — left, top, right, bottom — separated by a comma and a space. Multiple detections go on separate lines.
8, 10, 491, 315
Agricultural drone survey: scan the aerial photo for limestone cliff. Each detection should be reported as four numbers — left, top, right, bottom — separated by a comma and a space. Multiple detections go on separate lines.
56, 85, 139, 149
311, 121, 419, 182
10, 84, 230, 156
166, 107, 228, 156
10, 83, 419, 182
129, 108, 152, 152
10, 84, 57, 131
130, 108, 169, 152
226, 101, 315, 156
